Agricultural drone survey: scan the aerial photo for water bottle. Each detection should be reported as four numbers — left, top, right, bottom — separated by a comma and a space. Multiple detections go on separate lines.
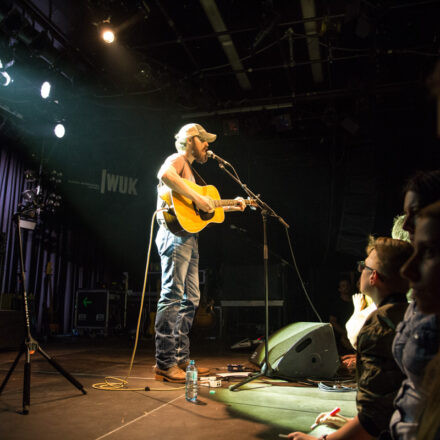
185, 360, 198, 402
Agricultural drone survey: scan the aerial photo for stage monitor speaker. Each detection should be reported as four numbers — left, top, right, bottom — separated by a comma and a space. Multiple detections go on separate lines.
249, 322, 340, 379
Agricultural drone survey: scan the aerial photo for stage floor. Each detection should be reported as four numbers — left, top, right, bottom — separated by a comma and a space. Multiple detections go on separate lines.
0, 337, 356, 440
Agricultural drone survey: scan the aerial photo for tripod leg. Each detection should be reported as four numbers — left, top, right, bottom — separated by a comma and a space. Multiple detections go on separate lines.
37, 346, 87, 394
0, 345, 25, 394
23, 348, 31, 414
229, 371, 265, 391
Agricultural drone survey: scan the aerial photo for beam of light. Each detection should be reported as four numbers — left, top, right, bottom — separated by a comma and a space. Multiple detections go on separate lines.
102, 29, 115, 44
41, 81, 51, 99
54, 123, 65, 138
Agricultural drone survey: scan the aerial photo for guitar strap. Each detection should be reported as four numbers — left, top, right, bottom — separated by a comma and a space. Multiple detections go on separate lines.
157, 161, 208, 228
189, 164, 208, 186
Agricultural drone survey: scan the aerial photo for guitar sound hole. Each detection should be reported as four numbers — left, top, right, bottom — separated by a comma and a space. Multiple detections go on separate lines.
192, 202, 215, 221
200, 211, 215, 221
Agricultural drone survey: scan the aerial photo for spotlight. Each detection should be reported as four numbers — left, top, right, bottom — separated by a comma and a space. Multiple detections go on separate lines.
40, 81, 51, 99
22, 189, 37, 204
102, 29, 115, 44
54, 123, 65, 138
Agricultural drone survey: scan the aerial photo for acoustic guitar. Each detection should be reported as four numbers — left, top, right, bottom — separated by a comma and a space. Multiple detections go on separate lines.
159, 178, 256, 235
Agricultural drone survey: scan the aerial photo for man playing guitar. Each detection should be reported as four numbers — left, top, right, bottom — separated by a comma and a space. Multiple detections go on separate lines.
154, 123, 246, 383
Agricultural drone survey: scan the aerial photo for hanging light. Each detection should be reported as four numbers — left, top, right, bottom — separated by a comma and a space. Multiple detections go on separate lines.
54, 123, 65, 138
40, 81, 51, 99
101, 29, 115, 44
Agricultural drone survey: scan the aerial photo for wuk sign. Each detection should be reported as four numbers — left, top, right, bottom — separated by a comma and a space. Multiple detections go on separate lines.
100, 169, 138, 195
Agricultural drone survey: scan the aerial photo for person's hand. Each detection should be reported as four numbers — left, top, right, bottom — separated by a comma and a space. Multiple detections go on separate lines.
341, 354, 356, 370
314, 411, 350, 429
286, 433, 315, 439
223, 197, 246, 212
195, 195, 215, 213
352, 293, 366, 312
232, 197, 246, 211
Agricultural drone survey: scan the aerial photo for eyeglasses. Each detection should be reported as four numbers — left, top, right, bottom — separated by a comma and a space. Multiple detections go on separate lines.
357, 261, 376, 273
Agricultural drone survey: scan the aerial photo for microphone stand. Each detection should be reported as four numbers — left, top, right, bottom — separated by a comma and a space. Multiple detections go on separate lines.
211, 159, 289, 391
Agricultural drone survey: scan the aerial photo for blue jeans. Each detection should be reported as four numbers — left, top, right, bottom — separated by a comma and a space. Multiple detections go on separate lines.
154, 226, 200, 370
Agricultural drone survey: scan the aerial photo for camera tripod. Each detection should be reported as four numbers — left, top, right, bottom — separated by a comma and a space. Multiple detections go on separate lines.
0, 214, 86, 414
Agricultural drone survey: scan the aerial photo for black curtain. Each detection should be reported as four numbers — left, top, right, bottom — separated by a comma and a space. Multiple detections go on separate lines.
0, 143, 109, 334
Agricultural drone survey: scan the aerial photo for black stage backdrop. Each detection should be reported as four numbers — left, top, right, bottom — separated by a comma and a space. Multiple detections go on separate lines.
0, 95, 439, 333
0, 143, 112, 334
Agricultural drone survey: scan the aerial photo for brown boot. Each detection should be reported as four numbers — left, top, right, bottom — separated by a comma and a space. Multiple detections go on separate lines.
154, 365, 186, 383
178, 361, 210, 376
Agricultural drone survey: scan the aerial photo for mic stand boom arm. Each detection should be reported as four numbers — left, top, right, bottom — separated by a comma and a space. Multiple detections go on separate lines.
214, 162, 290, 229
212, 160, 289, 391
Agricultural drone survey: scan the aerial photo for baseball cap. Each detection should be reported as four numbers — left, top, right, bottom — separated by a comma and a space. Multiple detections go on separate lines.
175, 123, 217, 143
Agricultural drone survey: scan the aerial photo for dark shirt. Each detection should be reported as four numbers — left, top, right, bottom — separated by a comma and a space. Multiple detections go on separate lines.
356, 292, 408, 437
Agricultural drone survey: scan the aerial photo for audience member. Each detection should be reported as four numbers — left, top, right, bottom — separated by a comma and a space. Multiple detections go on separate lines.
399, 201, 440, 440
329, 277, 355, 354
288, 236, 413, 440
388, 170, 440, 440
345, 213, 410, 351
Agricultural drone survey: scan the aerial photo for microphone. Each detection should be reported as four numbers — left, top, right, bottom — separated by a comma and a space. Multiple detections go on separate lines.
206, 150, 231, 166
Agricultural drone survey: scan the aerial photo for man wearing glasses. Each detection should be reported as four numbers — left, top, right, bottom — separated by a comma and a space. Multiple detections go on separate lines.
288, 236, 413, 440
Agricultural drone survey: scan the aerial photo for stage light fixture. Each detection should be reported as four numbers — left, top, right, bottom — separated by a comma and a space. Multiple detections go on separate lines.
102, 29, 115, 44
0, 56, 14, 87
0, 71, 12, 87
0, 56, 15, 70
40, 81, 51, 99
54, 123, 65, 138
22, 188, 37, 204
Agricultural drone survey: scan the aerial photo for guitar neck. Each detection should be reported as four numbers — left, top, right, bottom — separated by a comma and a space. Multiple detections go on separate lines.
214, 199, 252, 208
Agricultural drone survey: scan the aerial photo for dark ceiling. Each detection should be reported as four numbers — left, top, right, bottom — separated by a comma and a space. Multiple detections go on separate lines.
1, 0, 440, 291
1, 0, 440, 121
